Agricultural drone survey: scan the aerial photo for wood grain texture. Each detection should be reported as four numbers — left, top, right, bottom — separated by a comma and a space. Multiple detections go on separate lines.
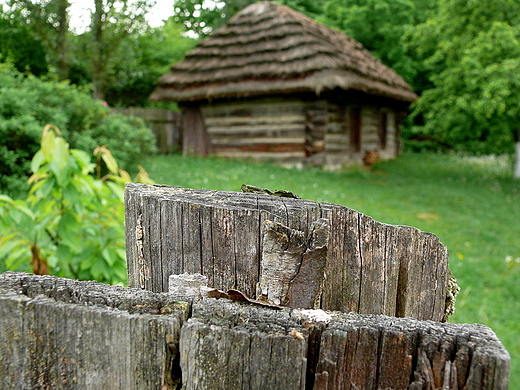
125, 183, 449, 321
0, 273, 510, 390
125, 183, 450, 321
180, 298, 510, 390
0, 272, 189, 390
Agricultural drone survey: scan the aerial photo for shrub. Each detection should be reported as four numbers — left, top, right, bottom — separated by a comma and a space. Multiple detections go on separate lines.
0, 64, 156, 195
0, 125, 154, 284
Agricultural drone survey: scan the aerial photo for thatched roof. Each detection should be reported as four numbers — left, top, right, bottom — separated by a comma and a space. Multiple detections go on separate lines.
150, 1, 417, 103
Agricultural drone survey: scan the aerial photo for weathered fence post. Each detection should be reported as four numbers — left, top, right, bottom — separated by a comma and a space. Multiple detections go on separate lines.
0, 272, 189, 389
0, 272, 510, 390
125, 183, 449, 321
0, 183, 510, 389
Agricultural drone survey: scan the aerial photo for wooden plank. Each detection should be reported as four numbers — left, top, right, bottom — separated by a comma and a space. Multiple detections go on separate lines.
202, 100, 307, 118
180, 299, 308, 390
313, 312, 510, 390
211, 206, 236, 291
215, 143, 305, 153
214, 150, 305, 160
233, 208, 261, 297
211, 137, 306, 145
205, 114, 305, 127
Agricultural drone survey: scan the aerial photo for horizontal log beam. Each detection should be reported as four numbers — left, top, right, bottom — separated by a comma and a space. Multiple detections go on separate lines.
205, 114, 305, 127
207, 123, 305, 134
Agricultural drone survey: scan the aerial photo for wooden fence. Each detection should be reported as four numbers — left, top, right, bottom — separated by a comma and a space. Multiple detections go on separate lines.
112, 107, 181, 154
0, 184, 511, 389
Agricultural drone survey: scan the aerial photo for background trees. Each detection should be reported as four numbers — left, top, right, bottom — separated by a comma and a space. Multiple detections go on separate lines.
408, 0, 520, 175
0, 0, 194, 106
1, 0, 520, 172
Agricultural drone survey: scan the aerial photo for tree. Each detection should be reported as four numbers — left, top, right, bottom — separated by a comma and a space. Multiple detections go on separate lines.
172, 0, 323, 37
0, 64, 156, 195
89, 0, 154, 100
103, 20, 196, 107
3, 0, 70, 80
0, 8, 49, 76
320, 0, 430, 86
409, 0, 520, 175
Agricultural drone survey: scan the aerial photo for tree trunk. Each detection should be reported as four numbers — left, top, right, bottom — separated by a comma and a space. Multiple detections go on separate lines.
0, 272, 510, 390
125, 183, 450, 322
514, 142, 520, 179
57, 0, 70, 80
92, 0, 105, 101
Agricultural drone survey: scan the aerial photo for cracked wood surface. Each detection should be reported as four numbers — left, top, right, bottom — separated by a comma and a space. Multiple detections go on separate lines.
0, 273, 510, 390
125, 183, 449, 321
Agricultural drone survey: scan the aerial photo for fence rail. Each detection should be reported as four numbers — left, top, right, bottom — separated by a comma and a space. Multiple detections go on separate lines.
113, 107, 181, 154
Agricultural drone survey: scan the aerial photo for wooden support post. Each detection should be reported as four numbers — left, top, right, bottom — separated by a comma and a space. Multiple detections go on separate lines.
0, 272, 509, 390
125, 183, 449, 321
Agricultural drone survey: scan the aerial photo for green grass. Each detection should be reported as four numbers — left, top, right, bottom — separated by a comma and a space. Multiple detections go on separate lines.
141, 151, 520, 387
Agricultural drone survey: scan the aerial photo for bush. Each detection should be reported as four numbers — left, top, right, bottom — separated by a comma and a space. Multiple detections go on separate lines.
0, 126, 154, 284
0, 64, 156, 195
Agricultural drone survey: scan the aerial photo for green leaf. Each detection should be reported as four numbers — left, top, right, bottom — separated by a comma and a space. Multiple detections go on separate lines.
0, 235, 23, 259
71, 149, 95, 174
4, 246, 31, 271
94, 146, 118, 174
33, 176, 57, 201
63, 184, 82, 207
49, 137, 71, 187
31, 150, 46, 173
0, 194, 15, 204
41, 130, 56, 160
91, 257, 110, 281
106, 181, 124, 200
102, 247, 117, 266
57, 213, 80, 243
57, 244, 73, 265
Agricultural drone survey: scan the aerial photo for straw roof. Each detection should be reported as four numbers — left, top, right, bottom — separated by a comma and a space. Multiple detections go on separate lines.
150, 1, 417, 103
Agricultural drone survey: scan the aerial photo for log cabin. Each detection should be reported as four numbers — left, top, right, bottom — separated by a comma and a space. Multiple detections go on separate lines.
150, 1, 417, 168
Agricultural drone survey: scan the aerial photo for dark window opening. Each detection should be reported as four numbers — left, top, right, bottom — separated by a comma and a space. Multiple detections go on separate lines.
379, 111, 388, 150
350, 108, 361, 152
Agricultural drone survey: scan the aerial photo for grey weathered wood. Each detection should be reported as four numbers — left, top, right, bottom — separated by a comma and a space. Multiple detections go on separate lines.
313, 313, 510, 390
180, 297, 509, 390
112, 107, 181, 154
0, 272, 189, 390
0, 272, 510, 390
125, 183, 450, 321
257, 218, 328, 308
180, 299, 308, 390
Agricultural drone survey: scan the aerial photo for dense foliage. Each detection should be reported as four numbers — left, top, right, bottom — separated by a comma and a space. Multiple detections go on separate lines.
0, 64, 156, 195
408, 0, 520, 154
0, 126, 154, 284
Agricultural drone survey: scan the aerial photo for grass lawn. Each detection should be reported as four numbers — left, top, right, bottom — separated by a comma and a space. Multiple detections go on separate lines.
141, 151, 520, 387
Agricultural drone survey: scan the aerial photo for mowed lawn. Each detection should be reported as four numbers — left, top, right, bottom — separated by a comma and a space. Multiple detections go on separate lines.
141, 151, 520, 387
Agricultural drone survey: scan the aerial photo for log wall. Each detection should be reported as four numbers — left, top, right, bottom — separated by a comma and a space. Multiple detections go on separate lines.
324, 104, 399, 168
200, 97, 400, 168
202, 98, 308, 164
